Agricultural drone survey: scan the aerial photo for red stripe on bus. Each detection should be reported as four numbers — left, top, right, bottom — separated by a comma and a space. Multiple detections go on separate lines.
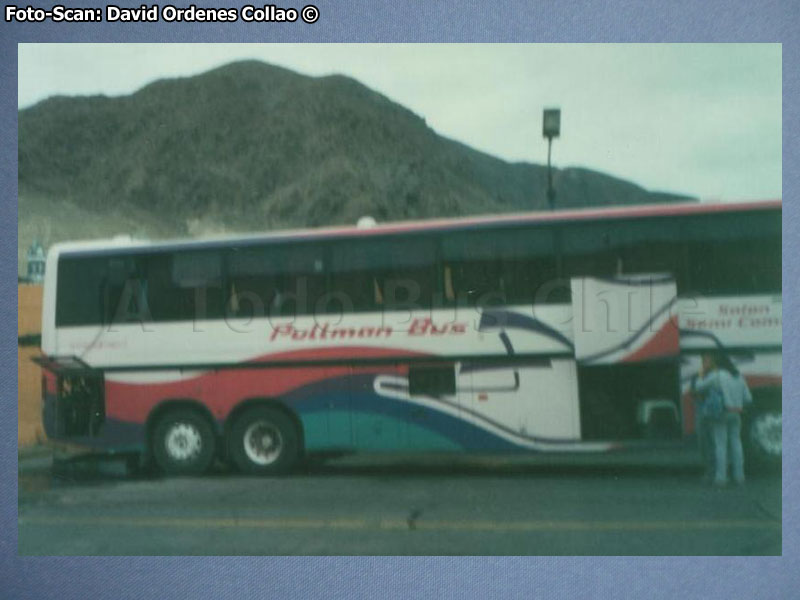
299, 200, 781, 240
175, 200, 781, 244
104, 346, 428, 423
745, 374, 782, 389
622, 316, 680, 363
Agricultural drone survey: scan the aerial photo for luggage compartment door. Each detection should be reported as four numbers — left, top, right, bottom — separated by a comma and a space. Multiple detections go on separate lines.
571, 275, 679, 366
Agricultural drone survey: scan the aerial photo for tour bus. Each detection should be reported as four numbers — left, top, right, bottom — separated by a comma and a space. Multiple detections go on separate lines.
36, 200, 781, 475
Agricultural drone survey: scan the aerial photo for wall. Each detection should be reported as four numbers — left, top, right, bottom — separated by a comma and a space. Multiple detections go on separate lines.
18, 284, 44, 447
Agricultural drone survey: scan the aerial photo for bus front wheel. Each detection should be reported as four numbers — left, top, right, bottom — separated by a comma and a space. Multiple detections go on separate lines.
152, 409, 216, 476
228, 407, 299, 475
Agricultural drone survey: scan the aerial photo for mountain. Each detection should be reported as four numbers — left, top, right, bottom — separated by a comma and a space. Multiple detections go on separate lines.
18, 60, 692, 274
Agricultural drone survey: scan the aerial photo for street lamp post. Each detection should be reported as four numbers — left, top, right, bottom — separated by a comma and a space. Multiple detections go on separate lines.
542, 108, 561, 210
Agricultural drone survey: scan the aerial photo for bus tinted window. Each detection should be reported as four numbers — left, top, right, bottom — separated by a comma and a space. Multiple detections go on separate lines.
556, 212, 780, 295
54, 206, 780, 326
687, 236, 781, 295
103, 255, 149, 324
560, 218, 693, 291
682, 212, 780, 295
228, 246, 279, 318
56, 256, 107, 326
442, 228, 560, 305
330, 237, 437, 312
558, 219, 690, 289
57, 251, 228, 326
684, 211, 780, 243
228, 243, 327, 317
145, 251, 225, 322
618, 241, 690, 290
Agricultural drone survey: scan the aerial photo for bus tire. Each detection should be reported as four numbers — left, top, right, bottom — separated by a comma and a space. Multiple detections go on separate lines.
152, 409, 216, 476
228, 407, 299, 475
745, 408, 782, 471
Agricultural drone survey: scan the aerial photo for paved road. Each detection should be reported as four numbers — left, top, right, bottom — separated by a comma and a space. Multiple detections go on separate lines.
18, 452, 781, 555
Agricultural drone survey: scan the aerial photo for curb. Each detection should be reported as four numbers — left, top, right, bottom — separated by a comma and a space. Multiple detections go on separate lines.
18, 451, 53, 475
18, 444, 53, 460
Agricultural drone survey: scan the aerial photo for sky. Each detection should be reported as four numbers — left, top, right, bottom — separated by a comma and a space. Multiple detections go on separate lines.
18, 43, 782, 201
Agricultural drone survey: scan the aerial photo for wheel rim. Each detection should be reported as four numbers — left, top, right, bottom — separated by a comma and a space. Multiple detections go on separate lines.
751, 412, 782, 456
164, 422, 203, 462
243, 420, 283, 466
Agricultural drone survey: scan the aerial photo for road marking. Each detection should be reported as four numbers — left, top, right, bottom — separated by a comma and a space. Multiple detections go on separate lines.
18, 514, 780, 533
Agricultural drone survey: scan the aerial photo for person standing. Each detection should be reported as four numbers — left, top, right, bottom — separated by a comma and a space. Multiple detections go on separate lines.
714, 354, 753, 485
693, 352, 753, 486
691, 353, 719, 483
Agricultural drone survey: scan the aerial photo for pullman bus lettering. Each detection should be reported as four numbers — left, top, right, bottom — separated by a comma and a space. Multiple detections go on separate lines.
270, 323, 394, 341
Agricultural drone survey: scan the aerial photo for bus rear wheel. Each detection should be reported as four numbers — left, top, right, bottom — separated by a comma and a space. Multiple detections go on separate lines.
152, 409, 216, 476
228, 407, 299, 475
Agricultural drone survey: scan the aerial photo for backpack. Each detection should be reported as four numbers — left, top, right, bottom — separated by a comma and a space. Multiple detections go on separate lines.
701, 372, 725, 420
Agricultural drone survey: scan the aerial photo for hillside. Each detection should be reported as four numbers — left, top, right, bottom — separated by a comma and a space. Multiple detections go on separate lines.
18, 60, 692, 273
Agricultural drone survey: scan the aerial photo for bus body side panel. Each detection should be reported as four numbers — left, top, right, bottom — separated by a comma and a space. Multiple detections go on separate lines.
92, 358, 589, 454
50, 291, 782, 453
458, 359, 582, 444
42, 300, 604, 454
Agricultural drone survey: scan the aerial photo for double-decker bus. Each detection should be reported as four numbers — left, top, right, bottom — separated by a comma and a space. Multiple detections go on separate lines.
36, 200, 781, 475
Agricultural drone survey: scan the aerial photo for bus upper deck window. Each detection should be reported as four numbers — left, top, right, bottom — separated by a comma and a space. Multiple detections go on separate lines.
172, 251, 222, 288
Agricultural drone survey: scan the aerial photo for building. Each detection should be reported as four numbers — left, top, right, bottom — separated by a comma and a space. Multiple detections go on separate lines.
26, 240, 46, 283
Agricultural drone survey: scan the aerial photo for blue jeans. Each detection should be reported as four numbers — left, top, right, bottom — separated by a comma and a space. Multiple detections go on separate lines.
711, 412, 745, 485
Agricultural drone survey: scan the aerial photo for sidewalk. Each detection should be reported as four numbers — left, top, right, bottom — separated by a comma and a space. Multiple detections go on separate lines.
19, 443, 135, 480
18, 444, 54, 474
18, 443, 100, 473
18, 443, 705, 477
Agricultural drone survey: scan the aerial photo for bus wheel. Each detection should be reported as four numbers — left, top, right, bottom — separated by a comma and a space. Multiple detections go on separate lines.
152, 409, 216, 476
746, 409, 782, 469
229, 407, 299, 475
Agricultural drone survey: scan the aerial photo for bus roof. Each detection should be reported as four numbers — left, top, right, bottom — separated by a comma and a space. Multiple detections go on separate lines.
54, 199, 781, 257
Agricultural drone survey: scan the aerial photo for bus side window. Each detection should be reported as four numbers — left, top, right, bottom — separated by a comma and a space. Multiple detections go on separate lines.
227, 246, 278, 318
228, 244, 327, 318
103, 256, 149, 324
687, 236, 781, 296
619, 241, 689, 291
273, 245, 327, 317
145, 251, 225, 322
503, 255, 560, 305
442, 228, 557, 306
685, 212, 781, 296
448, 259, 505, 307
377, 238, 436, 311
330, 243, 381, 313
56, 256, 109, 327
330, 237, 437, 313
560, 223, 617, 282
